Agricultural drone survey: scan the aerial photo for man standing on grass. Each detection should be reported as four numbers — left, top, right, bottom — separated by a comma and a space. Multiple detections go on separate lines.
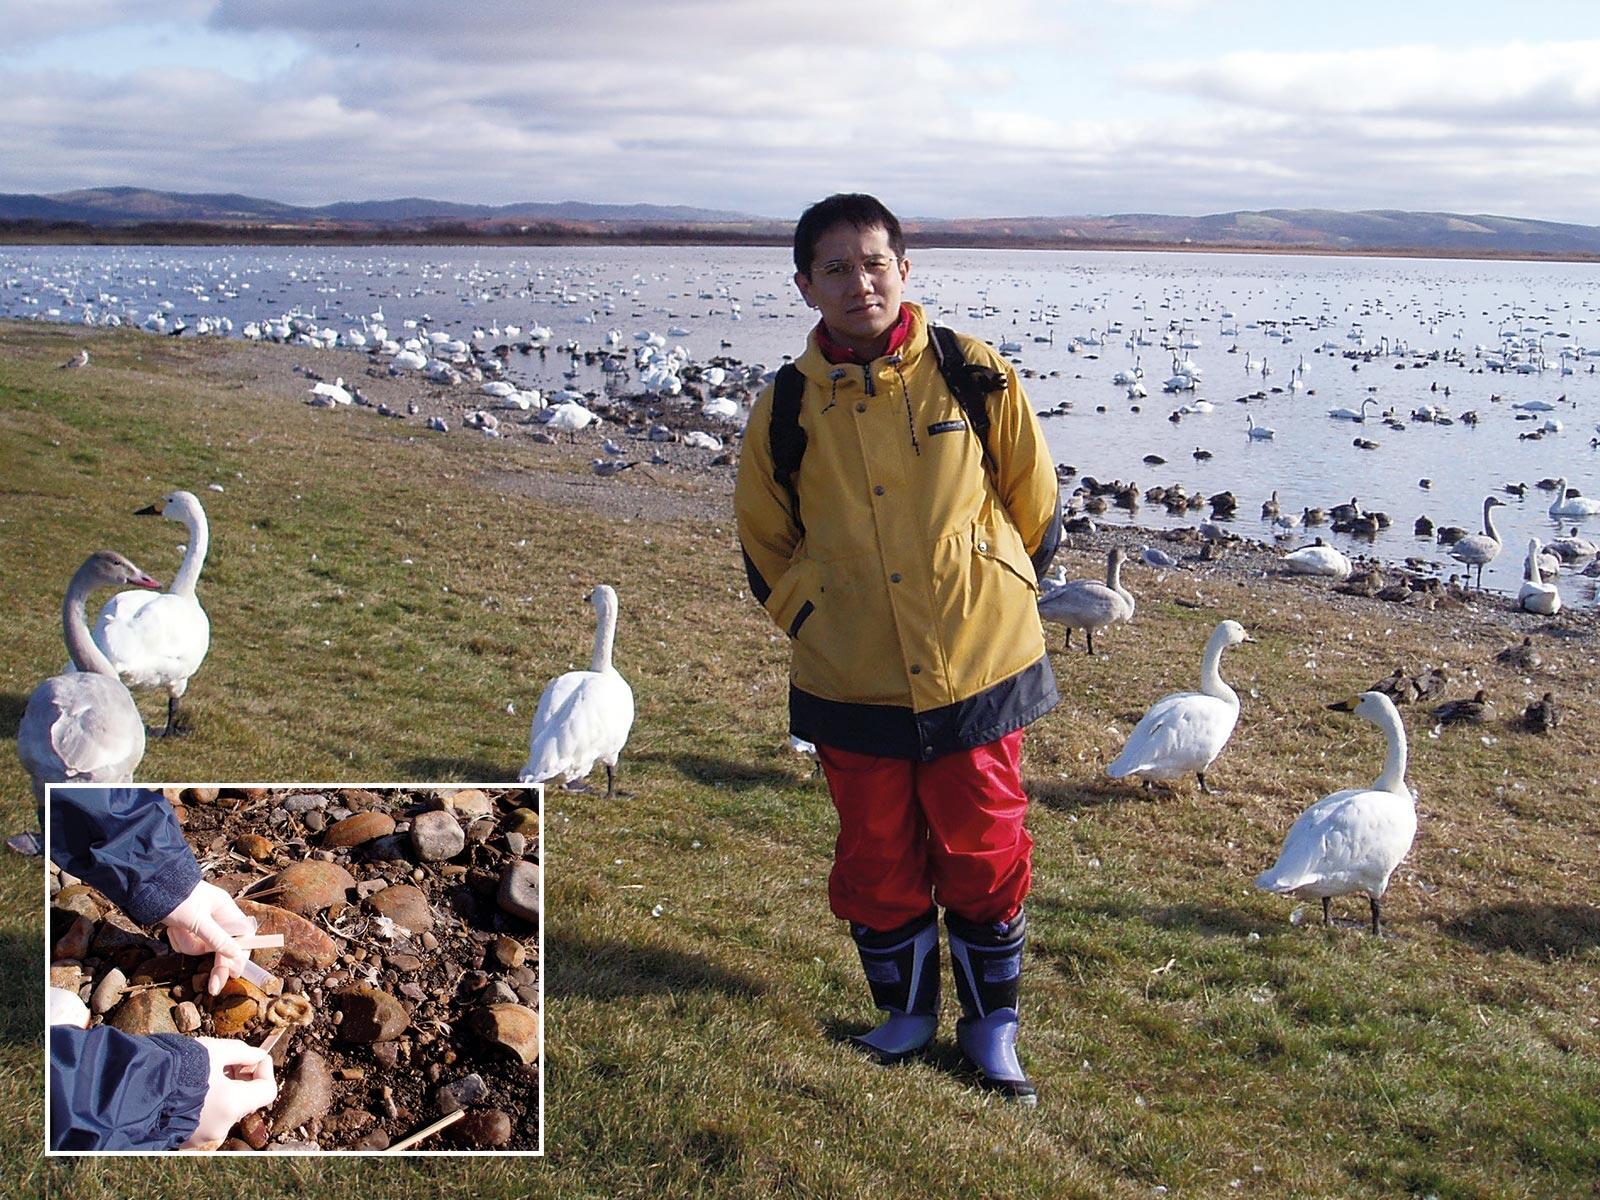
735, 193, 1061, 1102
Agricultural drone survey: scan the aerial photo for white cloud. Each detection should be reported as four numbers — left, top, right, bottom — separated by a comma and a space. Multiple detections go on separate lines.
3, 5, 1600, 222
1138, 41, 1600, 123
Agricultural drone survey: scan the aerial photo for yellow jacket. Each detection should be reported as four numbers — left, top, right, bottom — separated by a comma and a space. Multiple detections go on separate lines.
735, 303, 1061, 760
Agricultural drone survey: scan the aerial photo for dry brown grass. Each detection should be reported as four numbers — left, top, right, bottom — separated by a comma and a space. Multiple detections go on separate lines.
3, 322, 1597, 1198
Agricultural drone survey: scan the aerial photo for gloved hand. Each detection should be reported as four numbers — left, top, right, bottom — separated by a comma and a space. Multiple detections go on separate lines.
180, 1037, 277, 1150
161, 881, 256, 995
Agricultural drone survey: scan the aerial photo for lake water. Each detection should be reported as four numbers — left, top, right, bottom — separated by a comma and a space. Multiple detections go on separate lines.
4, 243, 1599, 601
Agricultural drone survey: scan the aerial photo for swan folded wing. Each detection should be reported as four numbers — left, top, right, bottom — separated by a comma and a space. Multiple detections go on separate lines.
1109, 695, 1234, 778
95, 592, 209, 686
41, 678, 143, 781
1255, 789, 1415, 896
521, 672, 634, 783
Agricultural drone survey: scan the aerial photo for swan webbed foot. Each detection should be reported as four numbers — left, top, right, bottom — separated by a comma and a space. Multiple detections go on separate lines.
158, 695, 191, 738
1197, 772, 1220, 795
560, 779, 593, 793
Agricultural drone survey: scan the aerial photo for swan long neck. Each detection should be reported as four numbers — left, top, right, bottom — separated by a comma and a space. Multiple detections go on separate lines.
1199, 629, 1238, 706
63, 566, 117, 677
1482, 498, 1501, 544
171, 503, 209, 597
590, 593, 618, 673
1371, 704, 1409, 794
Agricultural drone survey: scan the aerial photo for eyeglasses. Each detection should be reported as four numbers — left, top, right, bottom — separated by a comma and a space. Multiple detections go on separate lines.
814, 255, 900, 281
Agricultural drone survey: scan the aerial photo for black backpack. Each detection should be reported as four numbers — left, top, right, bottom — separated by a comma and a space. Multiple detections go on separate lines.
770, 324, 1007, 534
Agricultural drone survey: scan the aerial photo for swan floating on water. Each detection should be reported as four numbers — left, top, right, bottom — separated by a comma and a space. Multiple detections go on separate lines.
19, 551, 161, 804
1106, 619, 1250, 793
1254, 692, 1417, 935
1547, 478, 1600, 518
519, 584, 635, 797
91, 491, 211, 737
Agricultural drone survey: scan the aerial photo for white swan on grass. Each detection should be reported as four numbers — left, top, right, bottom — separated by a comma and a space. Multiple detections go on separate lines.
1106, 619, 1251, 793
519, 585, 635, 796
1037, 547, 1134, 655
19, 551, 161, 804
90, 491, 211, 737
1282, 538, 1353, 581
1518, 538, 1561, 615
1254, 692, 1417, 935
1448, 495, 1506, 588
1547, 478, 1600, 518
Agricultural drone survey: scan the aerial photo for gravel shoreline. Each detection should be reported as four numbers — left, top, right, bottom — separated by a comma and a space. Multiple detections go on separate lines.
38, 324, 1600, 645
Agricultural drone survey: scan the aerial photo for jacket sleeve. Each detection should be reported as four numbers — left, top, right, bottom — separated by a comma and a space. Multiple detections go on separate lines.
49, 786, 202, 927
734, 384, 806, 627
50, 1025, 209, 1151
971, 342, 1061, 577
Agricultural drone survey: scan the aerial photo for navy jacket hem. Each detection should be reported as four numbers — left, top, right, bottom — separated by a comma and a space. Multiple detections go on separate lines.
790, 654, 1059, 762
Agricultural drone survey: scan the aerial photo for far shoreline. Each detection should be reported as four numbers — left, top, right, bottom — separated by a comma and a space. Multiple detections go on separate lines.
4, 222, 1600, 266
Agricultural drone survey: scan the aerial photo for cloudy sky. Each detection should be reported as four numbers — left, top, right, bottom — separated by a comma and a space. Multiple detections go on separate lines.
6, 0, 1600, 223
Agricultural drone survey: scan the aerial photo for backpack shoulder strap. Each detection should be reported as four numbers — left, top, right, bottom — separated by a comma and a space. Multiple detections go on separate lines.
928, 324, 1006, 475
769, 363, 807, 535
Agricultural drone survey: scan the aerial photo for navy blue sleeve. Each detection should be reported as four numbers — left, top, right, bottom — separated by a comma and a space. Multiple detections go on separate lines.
48, 786, 202, 926
50, 1025, 208, 1151
1029, 499, 1063, 579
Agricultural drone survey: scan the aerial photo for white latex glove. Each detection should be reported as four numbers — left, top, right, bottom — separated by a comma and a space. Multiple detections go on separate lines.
161, 881, 256, 995
47, 986, 91, 1028
180, 1037, 277, 1150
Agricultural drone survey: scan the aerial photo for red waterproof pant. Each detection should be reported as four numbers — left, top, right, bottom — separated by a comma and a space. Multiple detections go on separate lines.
818, 730, 1032, 932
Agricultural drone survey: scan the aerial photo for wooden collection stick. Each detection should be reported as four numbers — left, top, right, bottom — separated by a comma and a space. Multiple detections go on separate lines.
386, 1107, 467, 1152
233, 934, 286, 950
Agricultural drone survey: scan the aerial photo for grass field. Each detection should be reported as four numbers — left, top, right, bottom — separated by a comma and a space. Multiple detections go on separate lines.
4, 322, 1597, 1198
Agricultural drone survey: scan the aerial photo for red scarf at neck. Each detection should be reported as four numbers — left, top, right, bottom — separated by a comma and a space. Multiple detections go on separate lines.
814, 304, 913, 365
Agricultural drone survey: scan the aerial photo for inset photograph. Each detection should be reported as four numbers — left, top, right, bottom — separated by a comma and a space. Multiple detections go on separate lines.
46, 782, 543, 1154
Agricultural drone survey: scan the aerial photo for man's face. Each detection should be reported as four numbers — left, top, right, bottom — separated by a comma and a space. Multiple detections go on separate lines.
794, 222, 910, 357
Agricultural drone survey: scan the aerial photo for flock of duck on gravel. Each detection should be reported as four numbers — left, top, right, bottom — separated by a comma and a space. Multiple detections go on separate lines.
22, 466, 1567, 943
1055, 466, 1600, 616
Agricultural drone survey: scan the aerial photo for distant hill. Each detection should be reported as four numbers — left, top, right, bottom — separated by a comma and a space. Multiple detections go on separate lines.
0, 188, 755, 227
921, 209, 1600, 256
2, 188, 1598, 258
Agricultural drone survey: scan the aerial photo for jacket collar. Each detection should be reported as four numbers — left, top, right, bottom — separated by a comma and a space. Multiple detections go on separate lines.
797, 302, 929, 384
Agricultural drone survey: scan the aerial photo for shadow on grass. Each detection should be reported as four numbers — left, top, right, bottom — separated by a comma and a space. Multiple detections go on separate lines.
814, 1021, 1009, 1092
633, 749, 801, 791
547, 928, 769, 1002
0, 692, 28, 741
1027, 893, 1279, 938
1027, 774, 1166, 814
1442, 903, 1600, 957
0, 933, 43, 1046
400, 755, 513, 782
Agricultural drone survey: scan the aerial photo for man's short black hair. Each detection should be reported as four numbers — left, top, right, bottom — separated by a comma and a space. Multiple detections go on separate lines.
793, 193, 905, 276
